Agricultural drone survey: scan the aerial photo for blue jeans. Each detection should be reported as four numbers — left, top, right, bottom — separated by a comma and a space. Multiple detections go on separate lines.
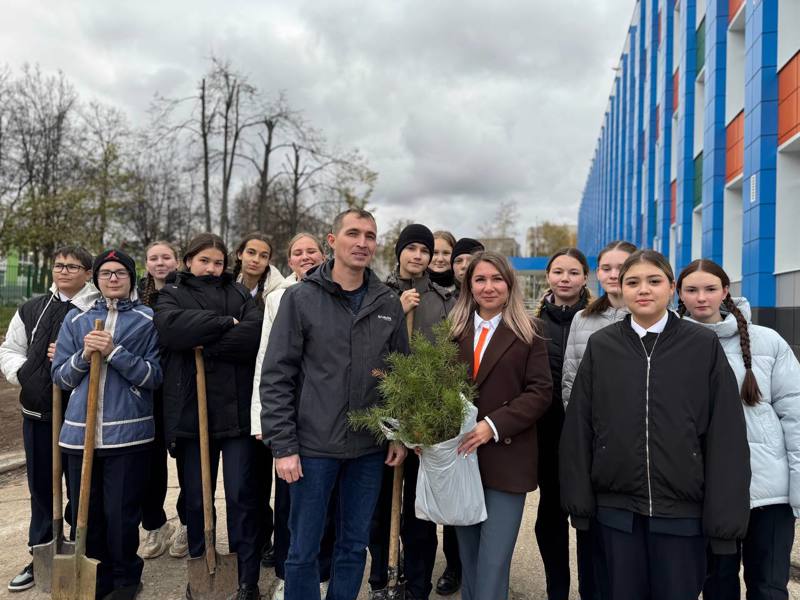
286, 451, 385, 600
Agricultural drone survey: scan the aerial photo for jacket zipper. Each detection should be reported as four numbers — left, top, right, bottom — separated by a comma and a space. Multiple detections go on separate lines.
639, 333, 660, 517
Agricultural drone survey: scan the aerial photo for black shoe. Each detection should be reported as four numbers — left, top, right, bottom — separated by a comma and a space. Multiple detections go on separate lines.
233, 583, 259, 600
435, 567, 461, 595
101, 582, 143, 600
7, 563, 34, 592
260, 543, 276, 568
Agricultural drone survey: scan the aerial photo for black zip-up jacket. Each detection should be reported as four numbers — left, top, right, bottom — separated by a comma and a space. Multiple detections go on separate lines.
260, 260, 409, 459
154, 271, 262, 447
537, 291, 590, 411
559, 313, 750, 553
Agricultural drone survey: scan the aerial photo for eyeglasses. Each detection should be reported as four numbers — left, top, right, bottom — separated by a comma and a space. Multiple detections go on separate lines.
53, 263, 86, 274
97, 269, 130, 280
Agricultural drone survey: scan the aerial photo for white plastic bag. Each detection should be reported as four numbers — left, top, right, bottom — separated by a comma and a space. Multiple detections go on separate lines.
413, 401, 487, 526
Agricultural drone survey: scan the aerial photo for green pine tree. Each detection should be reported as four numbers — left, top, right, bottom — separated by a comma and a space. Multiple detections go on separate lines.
349, 320, 477, 447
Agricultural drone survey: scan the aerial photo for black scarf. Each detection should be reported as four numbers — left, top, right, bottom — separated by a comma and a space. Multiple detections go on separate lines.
428, 268, 455, 288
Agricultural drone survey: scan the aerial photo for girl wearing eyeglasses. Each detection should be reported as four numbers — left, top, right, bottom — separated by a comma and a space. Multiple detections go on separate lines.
52, 249, 162, 600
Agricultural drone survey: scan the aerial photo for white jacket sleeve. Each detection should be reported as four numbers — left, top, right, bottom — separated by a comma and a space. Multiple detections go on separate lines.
250, 289, 285, 436
771, 340, 800, 517
0, 312, 28, 386
561, 316, 582, 408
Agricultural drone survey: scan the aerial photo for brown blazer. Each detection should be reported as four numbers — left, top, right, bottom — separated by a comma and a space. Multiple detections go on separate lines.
458, 318, 552, 494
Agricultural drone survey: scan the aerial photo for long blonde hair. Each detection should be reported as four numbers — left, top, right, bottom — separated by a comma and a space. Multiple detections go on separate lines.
449, 251, 537, 345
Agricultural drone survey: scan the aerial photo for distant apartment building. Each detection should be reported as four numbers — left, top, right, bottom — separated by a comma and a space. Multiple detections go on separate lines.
480, 237, 521, 257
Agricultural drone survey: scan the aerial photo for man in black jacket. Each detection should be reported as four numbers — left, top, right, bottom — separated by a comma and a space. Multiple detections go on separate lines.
0, 246, 98, 591
261, 209, 408, 600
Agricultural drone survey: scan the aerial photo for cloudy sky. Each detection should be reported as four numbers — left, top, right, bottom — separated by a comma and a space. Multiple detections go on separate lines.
1, 0, 633, 246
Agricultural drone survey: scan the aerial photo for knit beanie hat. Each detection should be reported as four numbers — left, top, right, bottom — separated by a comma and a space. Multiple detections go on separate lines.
394, 224, 435, 262
92, 249, 137, 292
451, 238, 485, 267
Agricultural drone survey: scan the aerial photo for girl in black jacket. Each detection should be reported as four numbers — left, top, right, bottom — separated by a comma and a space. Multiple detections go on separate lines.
533, 248, 590, 600
154, 233, 263, 600
559, 250, 750, 600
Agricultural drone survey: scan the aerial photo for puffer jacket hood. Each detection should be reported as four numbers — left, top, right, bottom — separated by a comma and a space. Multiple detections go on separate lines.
561, 304, 629, 407
684, 297, 800, 515
52, 297, 162, 450
236, 265, 285, 302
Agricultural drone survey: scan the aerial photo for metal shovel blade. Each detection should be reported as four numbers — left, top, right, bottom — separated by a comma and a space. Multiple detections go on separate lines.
371, 582, 406, 599
186, 549, 238, 600
32, 534, 75, 593
51, 552, 99, 600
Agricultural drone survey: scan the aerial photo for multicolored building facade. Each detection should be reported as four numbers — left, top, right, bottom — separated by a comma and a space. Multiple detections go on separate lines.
578, 0, 800, 354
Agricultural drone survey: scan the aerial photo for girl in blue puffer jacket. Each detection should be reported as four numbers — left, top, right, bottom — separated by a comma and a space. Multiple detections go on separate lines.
678, 259, 800, 600
52, 249, 162, 600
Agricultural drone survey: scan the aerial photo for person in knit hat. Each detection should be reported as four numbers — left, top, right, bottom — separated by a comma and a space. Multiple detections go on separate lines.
368, 224, 455, 599
52, 248, 162, 600
92, 249, 137, 296
451, 238, 485, 295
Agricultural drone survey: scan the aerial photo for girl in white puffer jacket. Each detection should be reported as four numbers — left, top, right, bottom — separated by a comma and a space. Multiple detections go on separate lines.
678, 259, 800, 600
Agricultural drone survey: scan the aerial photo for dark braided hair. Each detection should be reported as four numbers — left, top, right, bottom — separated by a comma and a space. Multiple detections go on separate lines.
676, 259, 762, 406
584, 240, 637, 316
140, 241, 179, 307
232, 232, 273, 308
535, 247, 592, 317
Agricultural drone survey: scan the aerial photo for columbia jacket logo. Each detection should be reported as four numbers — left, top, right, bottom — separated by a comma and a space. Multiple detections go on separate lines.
377, 314, 393, 322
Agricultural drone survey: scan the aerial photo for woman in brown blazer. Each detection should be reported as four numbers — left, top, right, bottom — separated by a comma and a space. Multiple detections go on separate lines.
449, 251, 553, 600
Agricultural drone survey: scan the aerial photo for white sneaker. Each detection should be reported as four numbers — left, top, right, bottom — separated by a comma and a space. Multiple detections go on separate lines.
271, 579, 285, 600
170, 523, 189, 558
140, 521, 176, 559
319, 581, 329, 597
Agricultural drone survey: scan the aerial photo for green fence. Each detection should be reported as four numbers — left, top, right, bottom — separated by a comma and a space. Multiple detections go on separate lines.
0, 263, 49, 307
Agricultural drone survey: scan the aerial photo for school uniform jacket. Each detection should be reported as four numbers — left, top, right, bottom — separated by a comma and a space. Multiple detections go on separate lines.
559, 313, 751, 552
456, 318, 552, 494
154, 271, 262, 447
0, 283, 100, 421
52, 298, 162, 450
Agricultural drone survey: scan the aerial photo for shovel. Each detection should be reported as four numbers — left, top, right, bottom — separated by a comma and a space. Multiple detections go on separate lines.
186, 348, 238, 599
52, 319, 104, 600
31, 384, 76, 592
373, 307, 415, 600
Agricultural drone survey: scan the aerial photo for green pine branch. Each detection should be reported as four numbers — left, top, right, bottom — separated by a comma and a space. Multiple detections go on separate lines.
349, 320, 476, 447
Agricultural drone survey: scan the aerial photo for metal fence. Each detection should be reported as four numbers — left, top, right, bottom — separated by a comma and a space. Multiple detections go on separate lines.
0, 263, 48, 307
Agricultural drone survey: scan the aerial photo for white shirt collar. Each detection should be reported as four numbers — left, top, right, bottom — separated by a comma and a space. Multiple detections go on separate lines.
57, 291, 72, 302
631, 311, 669, 337
473, 311, 502, 332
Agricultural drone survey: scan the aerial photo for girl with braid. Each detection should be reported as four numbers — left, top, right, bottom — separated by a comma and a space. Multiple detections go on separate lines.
232, 232, 285, 308
137, 241, 189, 559
677, 259, 800, 600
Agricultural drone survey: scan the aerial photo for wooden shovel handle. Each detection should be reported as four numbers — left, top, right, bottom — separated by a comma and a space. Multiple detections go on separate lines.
387, 463, 404, 584
405, 309, 415, 340
51, 384, 63, 521
194, 348, 217, 573
75, 320, 104, 542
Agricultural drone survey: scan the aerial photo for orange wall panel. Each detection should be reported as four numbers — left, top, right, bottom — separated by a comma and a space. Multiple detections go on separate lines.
670, 180, 677, 224
778, 53, 800, 146
729, 0, 744, 23
673, 70, 679, 111
726, 111, 744, 183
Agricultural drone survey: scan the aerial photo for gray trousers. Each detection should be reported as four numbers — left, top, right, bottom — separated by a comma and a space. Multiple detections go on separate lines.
455, 488, 526, 600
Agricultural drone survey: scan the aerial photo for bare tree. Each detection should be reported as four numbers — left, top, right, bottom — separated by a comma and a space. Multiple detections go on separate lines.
479, 200, 520, 239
